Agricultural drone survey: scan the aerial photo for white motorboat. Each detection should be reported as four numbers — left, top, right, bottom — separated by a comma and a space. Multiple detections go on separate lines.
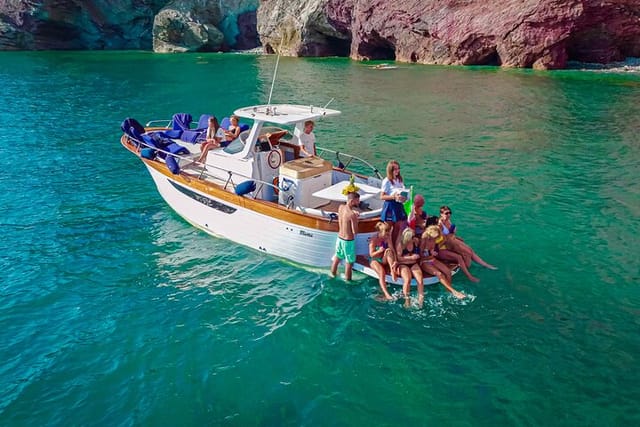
120, 103, 456, 286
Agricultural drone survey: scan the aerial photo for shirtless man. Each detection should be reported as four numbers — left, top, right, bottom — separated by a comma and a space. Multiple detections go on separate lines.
330, 192, 360, 280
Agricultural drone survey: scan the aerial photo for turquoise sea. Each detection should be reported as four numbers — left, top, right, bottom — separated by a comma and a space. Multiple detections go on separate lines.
1, 51, 639, 426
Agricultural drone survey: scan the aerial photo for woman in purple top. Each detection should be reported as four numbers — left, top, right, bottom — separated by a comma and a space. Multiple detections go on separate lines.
439, 205, 497, 271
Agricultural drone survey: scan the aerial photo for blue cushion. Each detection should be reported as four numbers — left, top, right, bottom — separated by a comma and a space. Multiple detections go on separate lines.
180, 129, 204, 143
166, 156, 180, 174
141, 134, 157, 148
121, 117, 145, 138
166, 142, 190, 155
162, 129, 182, 139
223, 139, 244, 154
235, 180, 256, 196
220, 116, 230, 130
140, 148, 156, 159
196, 114, 213, 130
171, 113, 192, 131
150, 132, 171, 149
239, 123, 250, 132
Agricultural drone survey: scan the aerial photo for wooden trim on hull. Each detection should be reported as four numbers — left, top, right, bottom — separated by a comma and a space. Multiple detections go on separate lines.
121, 135, 378, 233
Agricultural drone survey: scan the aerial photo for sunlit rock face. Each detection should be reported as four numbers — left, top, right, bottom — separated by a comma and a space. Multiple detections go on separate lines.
153, 0, 258, 52
257, 0, 350, 56
0, 0, 258, 51
258, 0, 640, 69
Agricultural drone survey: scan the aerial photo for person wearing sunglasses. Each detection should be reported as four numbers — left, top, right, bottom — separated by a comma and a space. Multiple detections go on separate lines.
438, 206, 497, 271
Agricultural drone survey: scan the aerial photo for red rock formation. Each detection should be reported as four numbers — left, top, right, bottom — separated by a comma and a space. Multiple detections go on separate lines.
260, 0, 640, 69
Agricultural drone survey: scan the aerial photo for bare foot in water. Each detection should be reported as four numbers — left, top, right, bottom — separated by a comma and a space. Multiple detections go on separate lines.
469, 275, 480, 283
486, 264, 498, 270
452, 290, 466, 299
376, 293, 394, 302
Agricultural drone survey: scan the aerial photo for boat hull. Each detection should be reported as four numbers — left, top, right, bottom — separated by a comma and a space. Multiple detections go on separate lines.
146, 164, 375, 268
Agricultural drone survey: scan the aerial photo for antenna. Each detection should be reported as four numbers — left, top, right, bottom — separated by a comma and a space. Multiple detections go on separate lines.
323, 98, 335, 109
267, 39, 284, 106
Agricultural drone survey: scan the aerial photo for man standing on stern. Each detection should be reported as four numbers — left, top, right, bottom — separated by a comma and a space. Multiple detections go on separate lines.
330, 191, 360, 280
298, 120, 316, 157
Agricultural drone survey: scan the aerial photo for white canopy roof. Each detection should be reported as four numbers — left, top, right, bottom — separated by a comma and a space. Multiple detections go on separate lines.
234, 104, 341, 125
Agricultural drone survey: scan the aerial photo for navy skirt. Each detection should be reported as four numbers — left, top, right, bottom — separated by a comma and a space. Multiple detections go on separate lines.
381, 200, 407, 222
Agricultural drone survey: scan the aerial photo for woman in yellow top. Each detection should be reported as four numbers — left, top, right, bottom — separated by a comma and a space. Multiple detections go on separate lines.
420, 226, 466, 299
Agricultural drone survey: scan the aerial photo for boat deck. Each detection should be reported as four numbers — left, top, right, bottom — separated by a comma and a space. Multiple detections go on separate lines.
175, 153, 377, 216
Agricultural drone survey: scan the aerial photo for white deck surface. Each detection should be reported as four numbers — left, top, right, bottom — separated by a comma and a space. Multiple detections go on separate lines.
312, 181, 381, 202
234, 104, 341, 125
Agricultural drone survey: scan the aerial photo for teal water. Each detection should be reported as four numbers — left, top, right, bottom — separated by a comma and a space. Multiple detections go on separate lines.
1, 51, 639, 426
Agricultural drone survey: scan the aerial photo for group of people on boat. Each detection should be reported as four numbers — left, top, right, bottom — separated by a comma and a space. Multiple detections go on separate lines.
196, 115, 242, 163
196, 114, 317, 164
332, 159, 497, 307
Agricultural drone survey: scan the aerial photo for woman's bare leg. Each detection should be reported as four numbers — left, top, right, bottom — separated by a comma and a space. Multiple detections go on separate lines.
384, 248, 399, 282
455, 239, 497, 269
447, 239, 472, 267
432, 258, 453, 282
399, 265, 412, 307
371, 260, 392, 300
422, 262, 465, 299
411, 263, 424, 307
437, 249, 479, 282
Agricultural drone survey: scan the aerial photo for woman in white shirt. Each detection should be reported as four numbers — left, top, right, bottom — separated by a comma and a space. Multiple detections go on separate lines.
380, 160, 408, 244
197, 116, 222, 163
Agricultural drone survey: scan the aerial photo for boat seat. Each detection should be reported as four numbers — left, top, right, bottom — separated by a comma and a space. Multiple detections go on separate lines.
121, 117, 145, 140
223, 139, 244, 154
171, 113, 192, 131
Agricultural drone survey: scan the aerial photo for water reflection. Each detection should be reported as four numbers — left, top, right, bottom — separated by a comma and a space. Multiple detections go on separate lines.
149, 213, 323, 341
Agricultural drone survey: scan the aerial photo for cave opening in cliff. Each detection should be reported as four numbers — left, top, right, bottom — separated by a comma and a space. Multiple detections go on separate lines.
357, 32, 396, 61
478, 50, 501, 66
323, 35, 350, 57
35, 22, 82, 48
565, 30, 628, 64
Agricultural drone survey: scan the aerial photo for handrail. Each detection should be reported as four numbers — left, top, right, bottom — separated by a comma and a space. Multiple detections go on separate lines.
126, 134, 282, 199
315, 146, 382, 180
145, 119, 172, 127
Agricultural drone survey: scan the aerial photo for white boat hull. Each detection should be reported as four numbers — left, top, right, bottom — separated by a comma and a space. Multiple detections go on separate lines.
147, 165, 374, 267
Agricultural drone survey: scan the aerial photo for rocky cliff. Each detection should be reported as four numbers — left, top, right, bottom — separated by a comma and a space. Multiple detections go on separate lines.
0, 0, 258, 51
153, 0, 258, 52
258, 0, 640, 69
1, 0, 638, 69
